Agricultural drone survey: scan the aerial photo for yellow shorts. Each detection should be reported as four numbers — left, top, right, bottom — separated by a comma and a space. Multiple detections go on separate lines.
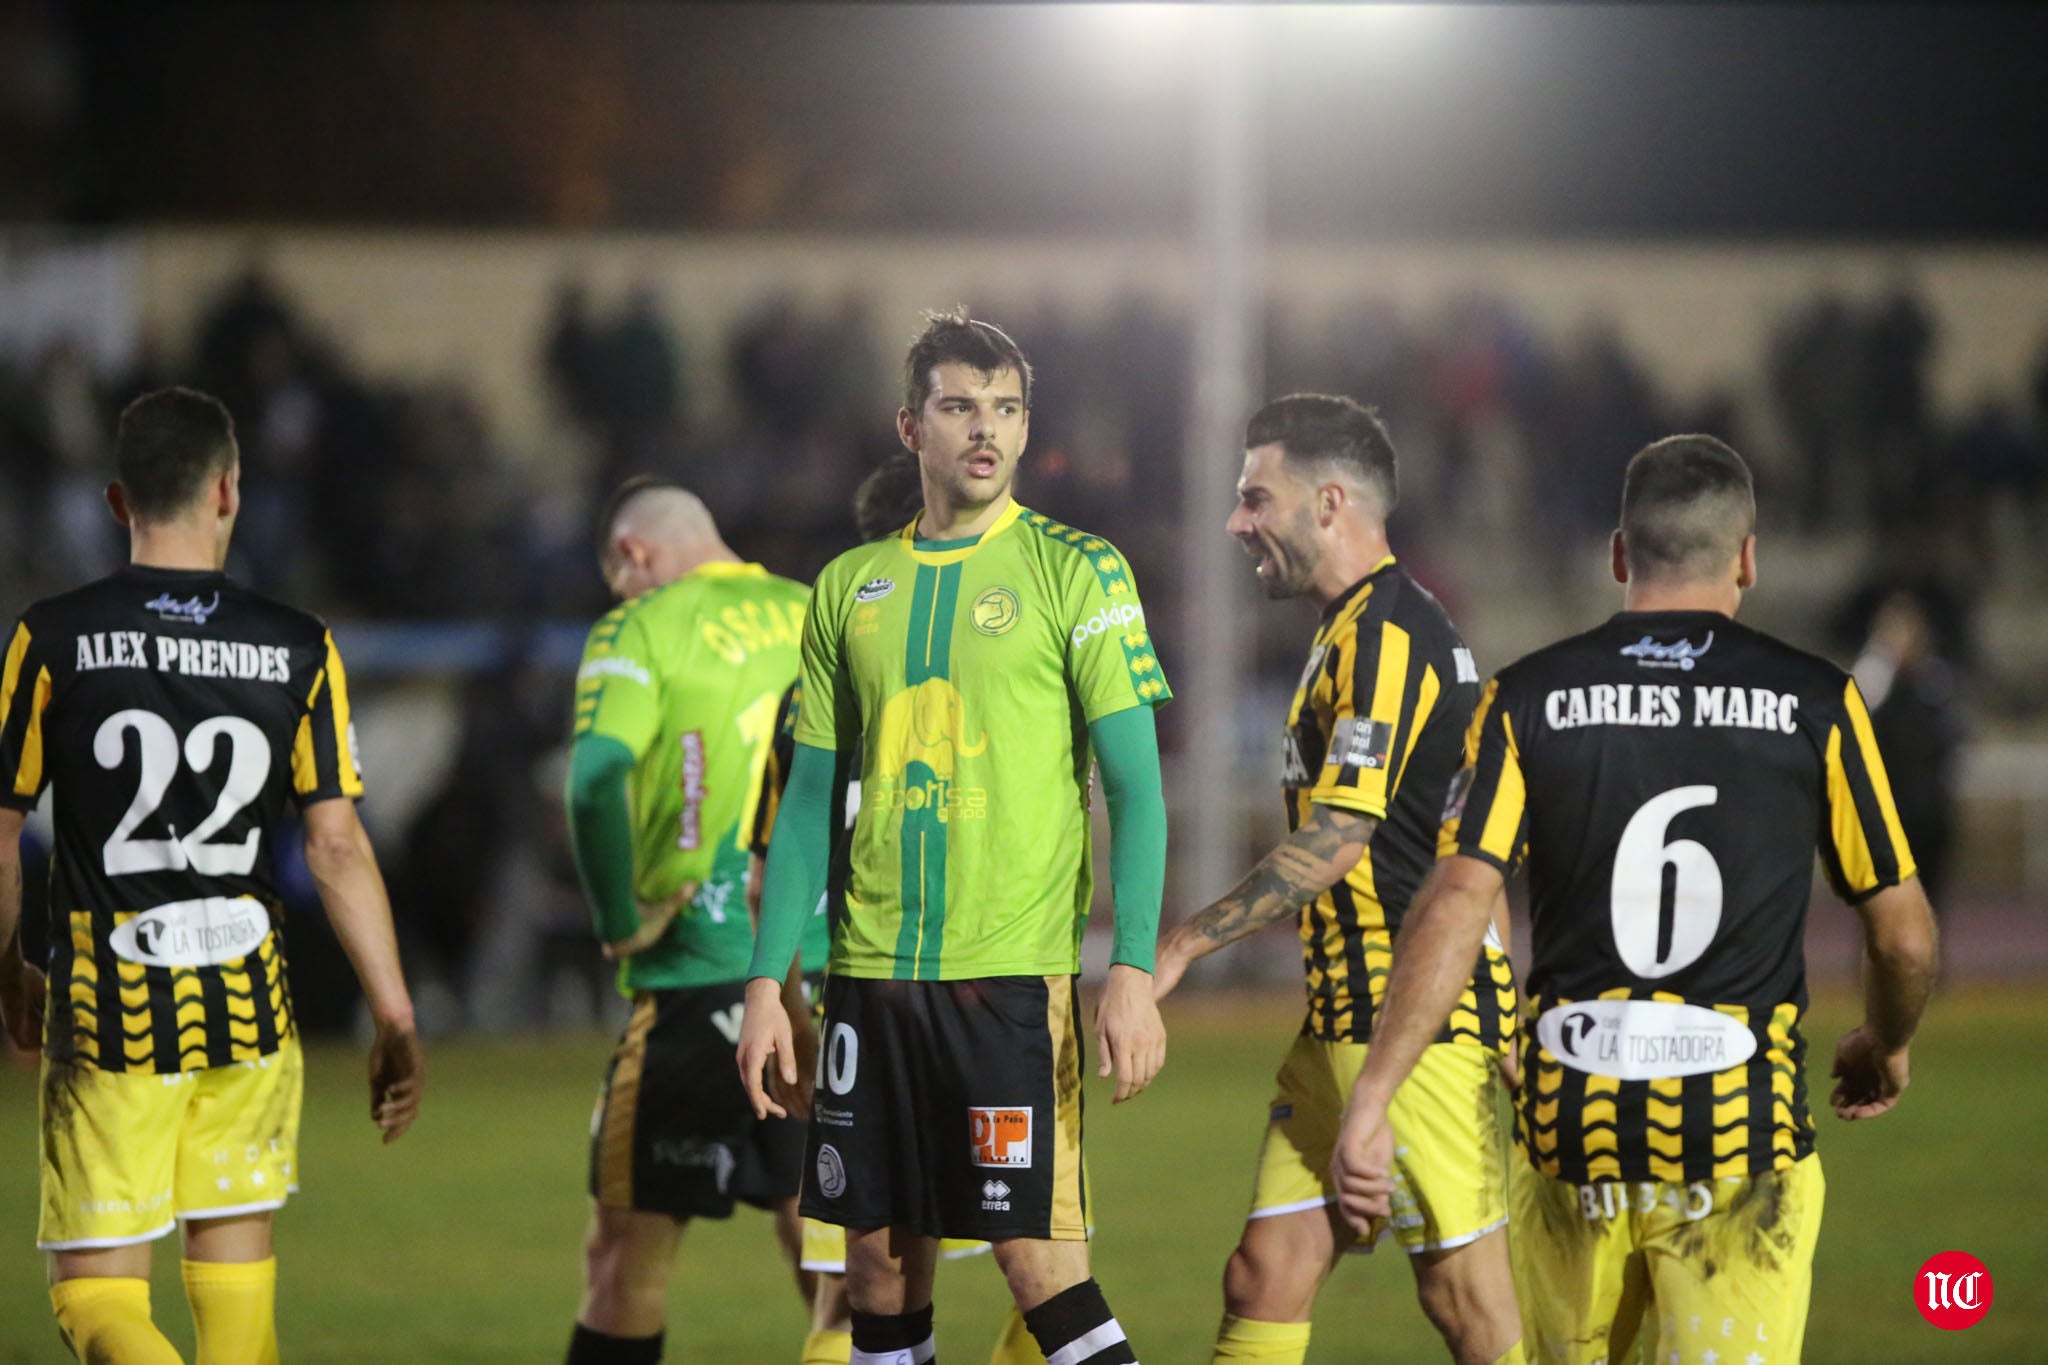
798, 1219, 992, 1273
1247, 1033, 1509, 1254
38, 1039, 304, 1251
1510, 1152, 1826, 1365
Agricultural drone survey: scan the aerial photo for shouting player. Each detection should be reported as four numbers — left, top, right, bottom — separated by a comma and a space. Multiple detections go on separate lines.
563, 479, 816, 1364
1333, 435, 1939, 1364
738, 309, 1168, 1365
1153, 395, 1523, 1365
0, 387, 422, 1365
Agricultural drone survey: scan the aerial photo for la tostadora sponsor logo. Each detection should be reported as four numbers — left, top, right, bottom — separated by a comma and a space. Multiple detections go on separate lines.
1071, 603, 1145, 647
110, 897, 272, 968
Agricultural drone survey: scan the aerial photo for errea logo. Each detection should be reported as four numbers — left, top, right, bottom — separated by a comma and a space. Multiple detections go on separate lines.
981, 1178, 1012, 1211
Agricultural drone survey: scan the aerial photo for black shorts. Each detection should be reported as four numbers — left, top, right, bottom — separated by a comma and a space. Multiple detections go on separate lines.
588, 979, 813, 1220
801, 974, 1087, 1242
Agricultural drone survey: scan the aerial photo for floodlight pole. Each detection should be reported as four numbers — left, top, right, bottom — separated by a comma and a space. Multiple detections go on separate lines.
1179, 8, 1262, 955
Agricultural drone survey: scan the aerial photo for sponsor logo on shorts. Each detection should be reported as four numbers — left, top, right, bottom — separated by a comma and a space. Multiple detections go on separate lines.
981, 1179, 1012, 1212
815, 1143, 847, 1199
109, 897, 271, 968
969, 1107, 1032, 1168
1070, 602, 1144, 647
1535, 998, 1757, 1081
1578, 1180, 1714, 1223
1917, 1250, 1992, 1330
855, 578, 896, 603
971, 586, 1021, 636
652, 1139, 737, 1193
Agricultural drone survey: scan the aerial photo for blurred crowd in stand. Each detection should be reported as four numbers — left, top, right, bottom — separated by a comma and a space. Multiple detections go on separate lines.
3, 266, 2041, 1031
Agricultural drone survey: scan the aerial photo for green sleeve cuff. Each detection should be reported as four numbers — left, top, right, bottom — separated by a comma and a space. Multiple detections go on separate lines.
747, 741, 837, 981
565, 735, 641, 944
1089, 706, 1167, 972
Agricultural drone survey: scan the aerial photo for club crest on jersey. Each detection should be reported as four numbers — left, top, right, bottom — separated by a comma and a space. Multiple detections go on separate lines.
1619, 632, 1714, 670
854, 578, 896, 603
144, 591, 221, 626
971, 586, 1020, 636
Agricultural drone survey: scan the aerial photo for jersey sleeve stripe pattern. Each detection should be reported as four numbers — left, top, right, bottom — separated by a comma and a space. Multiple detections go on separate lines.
1023, 515, 1169, 708
1824, 680, 1916, 896
1, 622, 53, 800
1475, 712, 1526, 863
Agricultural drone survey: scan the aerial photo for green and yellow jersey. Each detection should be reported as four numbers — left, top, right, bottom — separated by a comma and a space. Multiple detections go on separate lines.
572, 562, 811, 991
794, 502, 1169, 980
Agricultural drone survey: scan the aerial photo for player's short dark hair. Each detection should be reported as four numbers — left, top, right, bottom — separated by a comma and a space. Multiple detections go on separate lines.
594, 474, 680, 549
854, 451, 926, 541
1619, 434, 1757, 582
1243, 393, 1398, 513
902, 306, 1032, 414
114, 387, 238, 521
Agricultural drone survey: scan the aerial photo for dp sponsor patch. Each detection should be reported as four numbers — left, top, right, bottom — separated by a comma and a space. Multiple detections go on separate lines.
969, 1106, 1032, 1168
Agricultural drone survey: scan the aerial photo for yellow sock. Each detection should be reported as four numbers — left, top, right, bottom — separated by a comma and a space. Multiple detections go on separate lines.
1490, 1343, 1527, 1365
802, 1327, 853, 1364
1213, 1315, 1312, 1363
50, 1277, 185, 1365
988, 1302, 1046, 1364
181, 1258, 278, 1365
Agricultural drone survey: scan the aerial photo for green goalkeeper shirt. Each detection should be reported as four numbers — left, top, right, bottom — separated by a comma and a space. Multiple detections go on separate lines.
570, 561, 825, 991
790, 502, 1171, 980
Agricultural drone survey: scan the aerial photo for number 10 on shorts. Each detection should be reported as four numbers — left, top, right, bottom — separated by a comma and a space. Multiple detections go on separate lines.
970, 1107, 1033, 1168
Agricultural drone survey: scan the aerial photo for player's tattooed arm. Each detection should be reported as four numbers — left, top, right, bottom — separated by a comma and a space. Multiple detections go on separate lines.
1154, 804, 1375, 998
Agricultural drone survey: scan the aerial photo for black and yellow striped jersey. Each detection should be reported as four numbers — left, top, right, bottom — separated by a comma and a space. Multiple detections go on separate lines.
0, 565, 363, 1074
1284, 557, 1516, 1047
1445, 609, 1916, 1184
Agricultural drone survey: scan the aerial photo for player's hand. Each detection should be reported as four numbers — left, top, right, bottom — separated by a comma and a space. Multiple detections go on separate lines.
774, 1012, 819, 1121
368, 1019, 424, 1144
602, 882, 697, 961
736, 976, 797, 1120
1496, 1033, 1524, 1095
1, 955, 45, 1053
1330, 1101, 1398, 1237
1830, 1025, 1910, 1120
1096, 963, 1166, 1104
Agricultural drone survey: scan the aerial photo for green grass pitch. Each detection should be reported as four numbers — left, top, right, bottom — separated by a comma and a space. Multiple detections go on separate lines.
2, 988, 2040, 1362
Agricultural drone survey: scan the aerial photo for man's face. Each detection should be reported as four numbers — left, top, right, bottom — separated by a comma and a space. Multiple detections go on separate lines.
1225, 442, 1321, 600
900, 363, 1028, 513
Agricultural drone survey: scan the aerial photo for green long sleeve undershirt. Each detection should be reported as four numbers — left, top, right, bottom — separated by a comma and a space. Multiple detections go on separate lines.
1091, 703, 1168, 973
745, 705, 1168, 982
565, 734, 642, 945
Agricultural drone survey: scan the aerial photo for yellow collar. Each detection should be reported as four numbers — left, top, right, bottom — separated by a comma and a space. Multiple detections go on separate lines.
898, 500, 1027, 566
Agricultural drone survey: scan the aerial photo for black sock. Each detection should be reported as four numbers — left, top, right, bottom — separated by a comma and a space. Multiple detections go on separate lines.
850, 1303, 936, 1362
565, 1322, 663, 1365
1023, 1279, 1135, 1364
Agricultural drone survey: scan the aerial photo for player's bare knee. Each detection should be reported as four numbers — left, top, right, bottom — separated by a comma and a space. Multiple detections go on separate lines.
1223, 1230, 1319, 1320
